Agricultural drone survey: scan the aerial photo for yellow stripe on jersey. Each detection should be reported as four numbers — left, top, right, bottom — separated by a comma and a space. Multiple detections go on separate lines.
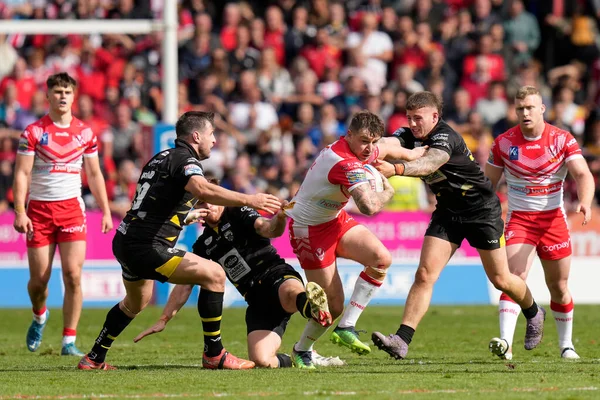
165, 236, 177, 242
107, 334, 116, 340
499, 234, 506, 248
283, 275, 301, 282
170, 214, 181, 227
201, 316, 222, 322
155, 256, 183, 279
204, 330, 221, 337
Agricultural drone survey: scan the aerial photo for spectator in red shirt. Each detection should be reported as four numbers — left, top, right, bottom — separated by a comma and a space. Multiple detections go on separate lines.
221, 3, 241, 51
0, 58, 37, 110
300, 27, 341, 80
462, 33, 505, 82
264, 6, 287, 66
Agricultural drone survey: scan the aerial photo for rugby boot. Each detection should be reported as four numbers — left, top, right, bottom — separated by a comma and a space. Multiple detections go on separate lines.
524, 306, 546, 350
561, 347, 580, 359
26, 310, 49, 352
489, 337, 512, 360
371, 331, 409, 360
292, 344, 316, 370
305, 282, 333, 327
77, 355, 117, 370
61, 342, 85, 356
202, 348, 255, 370
330, 326, 371, 355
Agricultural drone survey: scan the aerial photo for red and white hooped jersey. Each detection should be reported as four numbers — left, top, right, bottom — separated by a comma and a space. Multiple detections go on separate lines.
488, 123, 583, 212
17, 115, 98, 201
284, 138, 379, 226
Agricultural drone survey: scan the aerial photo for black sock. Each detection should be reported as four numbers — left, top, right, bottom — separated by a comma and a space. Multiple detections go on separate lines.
395, 324, 415, 345
89, 303, 133, 363
198, 288, 225, 357
276, 353, 293, 368
295, 292, 310, 319
522, 301, 539, 319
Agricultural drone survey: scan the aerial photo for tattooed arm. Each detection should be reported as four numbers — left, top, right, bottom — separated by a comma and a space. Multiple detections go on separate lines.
377, 137, 428, 162
349, 176, 395, 216
375, 148, 450, 178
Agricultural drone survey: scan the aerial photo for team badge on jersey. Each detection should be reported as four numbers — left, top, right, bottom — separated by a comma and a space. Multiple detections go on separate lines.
40, 132, 49, 146
509, 146, 519, 160
346, 168, 367, 184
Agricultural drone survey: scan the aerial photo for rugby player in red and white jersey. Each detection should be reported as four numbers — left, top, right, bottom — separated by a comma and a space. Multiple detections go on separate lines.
485, 85, 595, 360
13, 72, 113, 356
284, 110, 426, 368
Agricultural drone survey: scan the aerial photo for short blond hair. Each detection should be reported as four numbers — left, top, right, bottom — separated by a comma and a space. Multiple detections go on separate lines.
515, 85, 541, 100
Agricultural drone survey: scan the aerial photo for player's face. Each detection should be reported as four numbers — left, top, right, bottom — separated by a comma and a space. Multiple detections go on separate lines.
194, 124, 216, 160
196, 201, 224, 225
47, 85, 74, 114
407, 106, 439, 139
346, 129, 380, 161
515, 94, 545, 132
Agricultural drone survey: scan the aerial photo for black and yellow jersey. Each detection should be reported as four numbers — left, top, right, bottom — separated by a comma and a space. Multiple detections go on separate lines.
391, 121, 496, 214
192, 207, 285, 296
116, 139, 204, 246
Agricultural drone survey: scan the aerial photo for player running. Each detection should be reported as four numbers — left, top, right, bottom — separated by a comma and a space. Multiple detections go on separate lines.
371, 91, 546, 359
77, 111, 281, 370
134, 190, 343, 369
13, 72, 112, 356
485, 86, 595, 360
284, 110, 426, 368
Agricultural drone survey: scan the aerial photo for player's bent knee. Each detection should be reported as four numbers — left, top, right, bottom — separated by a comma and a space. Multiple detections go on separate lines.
251, 354, 276, 368
489, 274, 511, 292
414, 267, 437, 286
27, 278, 49, 293
365, 265, 388, 281
375, 250, 392, 269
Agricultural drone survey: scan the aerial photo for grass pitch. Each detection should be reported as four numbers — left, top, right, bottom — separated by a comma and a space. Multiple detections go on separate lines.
0, 305, 599, 399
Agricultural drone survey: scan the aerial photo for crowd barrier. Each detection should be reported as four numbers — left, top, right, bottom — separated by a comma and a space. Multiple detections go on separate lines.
1, 209, 599, 308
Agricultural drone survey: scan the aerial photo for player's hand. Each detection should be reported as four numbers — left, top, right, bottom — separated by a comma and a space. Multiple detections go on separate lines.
184, 208, 210, 225
372, 159, 396, 178
248, 193, 282, 215
277, 200, 289, 218
13, 213, 33, 235
133, 318, 167, 343
405, 145, 429, 161
576, 203, 592, 225
101, 213, 113, 234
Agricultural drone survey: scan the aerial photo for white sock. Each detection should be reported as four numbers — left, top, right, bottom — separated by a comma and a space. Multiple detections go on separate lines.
498, 296, 520, 349
551, 300, 574, 350
62, 335, 76, 346
295, 319, 329, 351
33, 308, 47, 324
337, 272, 382, 329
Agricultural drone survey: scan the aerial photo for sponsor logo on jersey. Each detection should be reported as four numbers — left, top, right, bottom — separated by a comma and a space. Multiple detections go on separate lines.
346, 168, 367, 184
140, 171, 156, 180
224, 230, 234, 241
525, 144, 541, 150
509, 183, 562, 196
55, 131, 69, 137
222, 223, 231, 230
40, 132, 49, 146
567, 138, 577, 147
509, 146, 519, 160
317, 199, 344, 210
184, 164, 203, 176
541, 239, 571, 253
422, 170, 447, 185
204, 237, 213, 245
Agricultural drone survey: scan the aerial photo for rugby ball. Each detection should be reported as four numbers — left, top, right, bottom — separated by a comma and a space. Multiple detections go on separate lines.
364, 164, 384, 192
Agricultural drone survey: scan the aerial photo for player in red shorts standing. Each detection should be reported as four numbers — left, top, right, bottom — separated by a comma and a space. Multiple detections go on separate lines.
485, 86, 595, 360
13, 73, 113, 356
284, 110, 426, 368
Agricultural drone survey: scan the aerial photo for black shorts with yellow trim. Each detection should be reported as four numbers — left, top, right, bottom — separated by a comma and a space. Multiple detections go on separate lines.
244, 263, 304, 337
113, 232, 186, 283
425, 198, 506, 251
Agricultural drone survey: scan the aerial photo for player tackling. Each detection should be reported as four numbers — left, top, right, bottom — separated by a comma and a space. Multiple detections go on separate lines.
485, 85, 595, 360
13, 72, 112, 356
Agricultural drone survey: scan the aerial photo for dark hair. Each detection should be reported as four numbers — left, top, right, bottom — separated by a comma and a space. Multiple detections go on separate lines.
348, 110, 385, 138
175, 111, 215, 138
46, 72, 77, 90
406, 91, 443, 115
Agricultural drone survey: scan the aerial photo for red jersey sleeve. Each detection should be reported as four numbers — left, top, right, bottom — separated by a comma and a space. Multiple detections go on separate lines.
328, 160, 369, 192
488, 137, 504, 168
562, 132, 583, 162
17, 127, 38, 156
83, 127, 99, 157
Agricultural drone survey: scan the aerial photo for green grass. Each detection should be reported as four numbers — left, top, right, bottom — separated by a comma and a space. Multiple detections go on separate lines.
1, 305, 599, 399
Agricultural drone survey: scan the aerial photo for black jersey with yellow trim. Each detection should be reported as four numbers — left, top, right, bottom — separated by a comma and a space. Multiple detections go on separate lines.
192, 206, 286, 296
391, 121, 496, 214
116, 139, 204, 246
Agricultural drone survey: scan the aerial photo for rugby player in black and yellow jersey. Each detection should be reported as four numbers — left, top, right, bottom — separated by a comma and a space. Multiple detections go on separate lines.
133, 183, 341, 369
78, 111, 281, 370
370, 91, 546, 359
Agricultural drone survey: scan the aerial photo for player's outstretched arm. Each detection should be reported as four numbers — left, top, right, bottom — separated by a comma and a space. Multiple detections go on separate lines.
185, 175, 281, 214
567, 158, 596, 225
350, 179, 394, 216
254, 205, 288, 238
375, 148, 450, 178
133, 284, 194, 343
484, 163, 504, 190
84, 156, 113, 233
12, 154, 34, 234
378, 136, 428, 162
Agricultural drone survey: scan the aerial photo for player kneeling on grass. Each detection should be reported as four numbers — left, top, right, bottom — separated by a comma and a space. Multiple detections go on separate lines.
134, 191, 343, 368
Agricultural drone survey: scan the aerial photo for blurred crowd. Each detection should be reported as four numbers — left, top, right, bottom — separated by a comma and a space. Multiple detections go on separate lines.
1, 0, 600, 217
